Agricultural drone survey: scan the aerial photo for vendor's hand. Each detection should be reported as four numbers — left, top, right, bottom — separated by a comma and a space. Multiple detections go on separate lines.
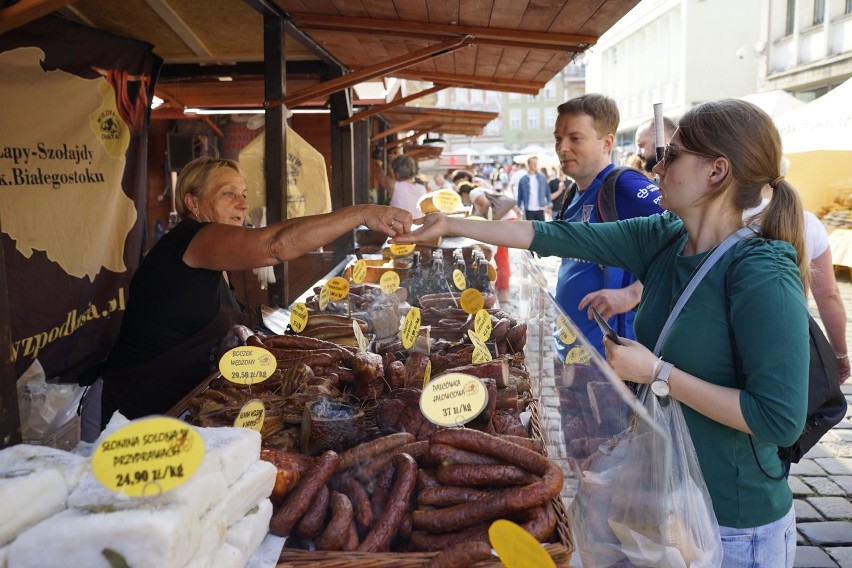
390, 213, 448, 244
579, 288, 639, 320
362, 205, 412, 237
602, 336, 658, 385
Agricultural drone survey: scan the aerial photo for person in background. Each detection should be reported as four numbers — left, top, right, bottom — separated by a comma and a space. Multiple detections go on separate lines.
375, 154, 427, 219
490, 166, 509, 194
507, 161, 528, 201
457, 180, 517, 303
97, 156, 412, 430
432, 174, 454, 191
746, 197, 849, 383
635, 115, 677, 175
396, 98, 810, 567
516, 156, 551, 221
553, 94, 663, 354
540, 166, 550, 181
548, 169, 570, 219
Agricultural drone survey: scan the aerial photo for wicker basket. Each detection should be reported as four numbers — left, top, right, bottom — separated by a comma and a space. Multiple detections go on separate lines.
278, 398, 576, 567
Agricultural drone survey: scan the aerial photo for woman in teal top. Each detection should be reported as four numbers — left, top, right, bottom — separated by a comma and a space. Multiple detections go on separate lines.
395, 99, 809, 567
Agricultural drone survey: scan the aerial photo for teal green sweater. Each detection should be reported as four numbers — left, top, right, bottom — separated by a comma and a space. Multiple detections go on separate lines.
531, 213, 808, 528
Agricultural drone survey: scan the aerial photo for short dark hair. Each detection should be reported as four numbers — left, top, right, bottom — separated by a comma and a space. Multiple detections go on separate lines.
557, 93, 620, 138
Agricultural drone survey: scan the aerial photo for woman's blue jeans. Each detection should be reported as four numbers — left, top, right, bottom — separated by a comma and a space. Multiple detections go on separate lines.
719, 505, 796, 568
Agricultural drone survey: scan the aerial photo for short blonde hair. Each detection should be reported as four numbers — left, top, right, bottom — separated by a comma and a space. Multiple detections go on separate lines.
175, 156, 242, 218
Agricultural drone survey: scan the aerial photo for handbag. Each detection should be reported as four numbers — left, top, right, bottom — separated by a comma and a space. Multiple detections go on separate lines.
570, 229, 750, 568
478, 191, 516, 220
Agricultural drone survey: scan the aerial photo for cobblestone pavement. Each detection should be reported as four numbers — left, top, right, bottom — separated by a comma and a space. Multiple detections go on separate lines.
500, 248, 852, 568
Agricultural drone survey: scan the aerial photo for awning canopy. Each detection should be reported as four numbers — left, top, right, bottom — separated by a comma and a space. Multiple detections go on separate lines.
0, 0, 639, 114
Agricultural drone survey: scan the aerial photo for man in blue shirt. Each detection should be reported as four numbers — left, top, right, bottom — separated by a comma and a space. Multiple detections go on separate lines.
553, 94, 663, 355
516, 156, 551, 221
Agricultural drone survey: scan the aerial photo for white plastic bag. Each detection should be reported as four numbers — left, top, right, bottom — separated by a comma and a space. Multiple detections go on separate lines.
17, 359, 84, 443
570, 388, 722, 567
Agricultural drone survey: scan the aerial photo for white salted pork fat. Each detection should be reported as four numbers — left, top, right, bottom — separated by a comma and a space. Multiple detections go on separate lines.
225, 499, 273, 561
196, 426, 262, 485
0, 469, 66, 547
222, 459, 276, 526
7, 504, 202, 568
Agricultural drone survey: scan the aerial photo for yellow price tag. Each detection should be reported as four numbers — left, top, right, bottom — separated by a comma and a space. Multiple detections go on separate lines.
290, 302, 309, 333
565, 346, 593, 365
431, 188, 462, 212
326, 277, 350, 300
401, 307, 422, 350
419, 373, 488, 427
91, 417, 205, 497
556, 316, 577, 344
351, 259, 367, 285
219, 346, 276, 385
460, 288, 485, 314
489, 519, 556, 568
487, 263, 498, 282
422, 359, 432, 389
319, 285, 330, 311
474, 309, 492, 341
380, 270, 400, 295
468, 329, 493, 363
389, 244, 416, 257
452, 269, 467, 290
234, 399, 265, 432
354, 320, 368, 353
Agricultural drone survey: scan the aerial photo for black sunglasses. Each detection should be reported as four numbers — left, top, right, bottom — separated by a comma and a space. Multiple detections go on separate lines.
661, 143, 720, 166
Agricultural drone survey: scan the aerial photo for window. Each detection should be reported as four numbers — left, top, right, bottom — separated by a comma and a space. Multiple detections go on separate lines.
509, 109, 521, 129
847, 0, 852, 14
509, 92, 521, 101
527, 109, 540, 129
470, 89, 483, 103
543, 80, 557, 99
785, 0, 795, 35
813, 0, 825, 24
544, 108, 556, 128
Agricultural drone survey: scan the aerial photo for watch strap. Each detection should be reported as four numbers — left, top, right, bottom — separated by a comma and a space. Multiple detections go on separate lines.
657, 362, 675, 385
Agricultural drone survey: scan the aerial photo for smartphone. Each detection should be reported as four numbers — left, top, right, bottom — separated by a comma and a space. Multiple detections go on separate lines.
592, 307, 623, 345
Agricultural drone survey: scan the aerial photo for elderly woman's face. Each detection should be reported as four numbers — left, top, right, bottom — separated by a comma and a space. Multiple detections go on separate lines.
192, 167, 248, 226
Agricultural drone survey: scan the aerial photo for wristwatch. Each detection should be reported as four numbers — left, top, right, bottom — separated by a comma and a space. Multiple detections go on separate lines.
651, 362, 675, 397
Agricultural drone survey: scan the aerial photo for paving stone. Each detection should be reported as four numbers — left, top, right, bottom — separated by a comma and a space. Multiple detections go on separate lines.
825, 547, 852, 567
833, 419, 852, 430
794, 546, 838, 567
828, 430, 852, 443
793, 460, 830, 476
791, 476, 817, 497
799, 530, 808, 544
798, 499, 826, 521
807, 445, 836, 459
804, 477, 848, 496
799, 522, 852, 545
821, 441, 852, 459
809, 497, 852, 520
815, 458, 852, 476
832, 476, 852, 494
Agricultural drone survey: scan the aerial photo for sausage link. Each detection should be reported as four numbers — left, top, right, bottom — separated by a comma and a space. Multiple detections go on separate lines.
417, 485, 490, 507
429, 443, 505, 467
410, 524, 490, 552
413, 430, 563, 532
336, 432, 415, 471
270, 450, 339, 536
520, 502, 557, 542
296, 484, 329, 538
313, 491, 353, 551
342, 520, 359, 551
370, 459, 396, 520
437, 464, 538, 487
358, 453, 418, 552
353, 440, 429, 483
336, 475, 373, 531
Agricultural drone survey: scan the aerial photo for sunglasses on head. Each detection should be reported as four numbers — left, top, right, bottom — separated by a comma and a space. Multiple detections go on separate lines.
661, 144, 720, 166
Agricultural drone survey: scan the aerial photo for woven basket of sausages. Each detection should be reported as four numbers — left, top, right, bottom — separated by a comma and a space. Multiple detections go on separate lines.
265, 397, 574, 568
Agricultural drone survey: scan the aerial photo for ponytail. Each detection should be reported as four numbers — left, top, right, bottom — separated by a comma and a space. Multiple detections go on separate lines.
759, 180, 810, 295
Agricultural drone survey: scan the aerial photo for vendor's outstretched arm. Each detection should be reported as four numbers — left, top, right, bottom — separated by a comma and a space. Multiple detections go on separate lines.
185, 204, 412, 270
392, 213, 536, 249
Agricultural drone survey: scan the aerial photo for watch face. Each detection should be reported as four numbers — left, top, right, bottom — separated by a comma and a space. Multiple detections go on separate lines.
651, 379, 670, 397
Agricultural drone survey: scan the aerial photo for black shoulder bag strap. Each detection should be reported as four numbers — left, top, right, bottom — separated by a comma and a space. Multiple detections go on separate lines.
597, 166, 633, 222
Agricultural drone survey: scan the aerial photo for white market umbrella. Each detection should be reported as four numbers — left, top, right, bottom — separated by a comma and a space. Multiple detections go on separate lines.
773, 78, 852, 212
738, 90, 805, 119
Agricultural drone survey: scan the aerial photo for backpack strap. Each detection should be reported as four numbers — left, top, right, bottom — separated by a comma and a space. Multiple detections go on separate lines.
596, 166, 634, 222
